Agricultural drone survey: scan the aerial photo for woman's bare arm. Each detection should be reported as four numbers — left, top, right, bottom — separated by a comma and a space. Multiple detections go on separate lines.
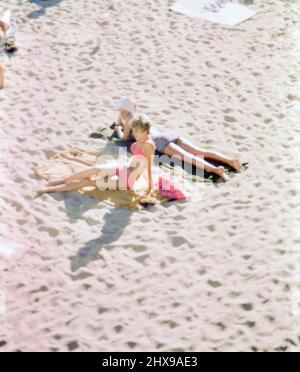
143, 143, 155, 192
122, 123, 132, 141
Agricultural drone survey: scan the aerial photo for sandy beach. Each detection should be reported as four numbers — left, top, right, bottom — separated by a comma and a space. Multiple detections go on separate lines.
0, 0, 300, 352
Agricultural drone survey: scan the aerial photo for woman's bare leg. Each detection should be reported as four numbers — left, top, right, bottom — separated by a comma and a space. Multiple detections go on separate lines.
164, 143, 229, 182
38, 179, 96, 196
49, 167, 102, 186
49, 162, 123, 186
176, 137, 243, 172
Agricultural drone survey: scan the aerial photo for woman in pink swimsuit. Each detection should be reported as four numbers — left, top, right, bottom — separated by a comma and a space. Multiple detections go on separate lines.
37, 115, 158, 197
37, 155, 146, 197
130, 114, 190, 201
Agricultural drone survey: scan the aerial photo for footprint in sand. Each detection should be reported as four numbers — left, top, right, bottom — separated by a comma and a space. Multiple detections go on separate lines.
224, 115, 237, 123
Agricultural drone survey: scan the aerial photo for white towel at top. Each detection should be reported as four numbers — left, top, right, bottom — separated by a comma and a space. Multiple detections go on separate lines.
170, 0, 258, 26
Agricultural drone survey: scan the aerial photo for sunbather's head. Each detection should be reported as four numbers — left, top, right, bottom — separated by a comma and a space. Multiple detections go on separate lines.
118, 97, 137, 123
131, 113, 151, 142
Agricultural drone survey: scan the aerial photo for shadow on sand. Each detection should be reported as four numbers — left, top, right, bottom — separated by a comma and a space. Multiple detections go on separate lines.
69, 207, 133, 272
48, 185, 133, 272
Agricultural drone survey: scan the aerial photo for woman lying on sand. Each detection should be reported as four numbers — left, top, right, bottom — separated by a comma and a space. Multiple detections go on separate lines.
38, 115, 189, 201
116, 97, 245, 182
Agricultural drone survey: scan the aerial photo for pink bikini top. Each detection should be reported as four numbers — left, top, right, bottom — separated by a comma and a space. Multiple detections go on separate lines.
130, 138, 156, 157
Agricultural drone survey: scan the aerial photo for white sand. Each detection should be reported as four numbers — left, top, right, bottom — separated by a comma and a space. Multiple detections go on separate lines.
0, 0, 300, 352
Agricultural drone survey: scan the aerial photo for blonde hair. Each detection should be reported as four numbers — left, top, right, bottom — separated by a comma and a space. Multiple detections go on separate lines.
131, 113, 151, 134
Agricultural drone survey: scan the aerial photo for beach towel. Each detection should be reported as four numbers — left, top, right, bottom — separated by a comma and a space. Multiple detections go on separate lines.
170, 0, 258, 26
35, 148, 170, 211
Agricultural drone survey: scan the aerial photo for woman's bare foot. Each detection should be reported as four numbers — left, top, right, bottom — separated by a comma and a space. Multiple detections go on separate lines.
215, 166, 229, 182
69, 149, 82, 157
35, 189, 47, 198
230, 159, 243, 173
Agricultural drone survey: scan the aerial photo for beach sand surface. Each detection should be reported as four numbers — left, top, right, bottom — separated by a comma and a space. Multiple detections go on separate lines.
0, 0, 300, 351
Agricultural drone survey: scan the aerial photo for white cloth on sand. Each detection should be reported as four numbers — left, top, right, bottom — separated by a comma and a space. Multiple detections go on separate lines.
170, 0, 258, 26
1, 10, 17, 38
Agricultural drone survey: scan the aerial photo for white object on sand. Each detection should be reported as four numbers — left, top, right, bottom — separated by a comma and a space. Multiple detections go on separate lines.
0, 239, 23, 259
170, 0, 258, 26
1, 10, 11, 24
1, 10, 17, 38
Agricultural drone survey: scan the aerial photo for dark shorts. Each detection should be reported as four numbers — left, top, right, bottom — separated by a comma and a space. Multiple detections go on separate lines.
153, 132, 180, 154
155, 133, 180, 153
